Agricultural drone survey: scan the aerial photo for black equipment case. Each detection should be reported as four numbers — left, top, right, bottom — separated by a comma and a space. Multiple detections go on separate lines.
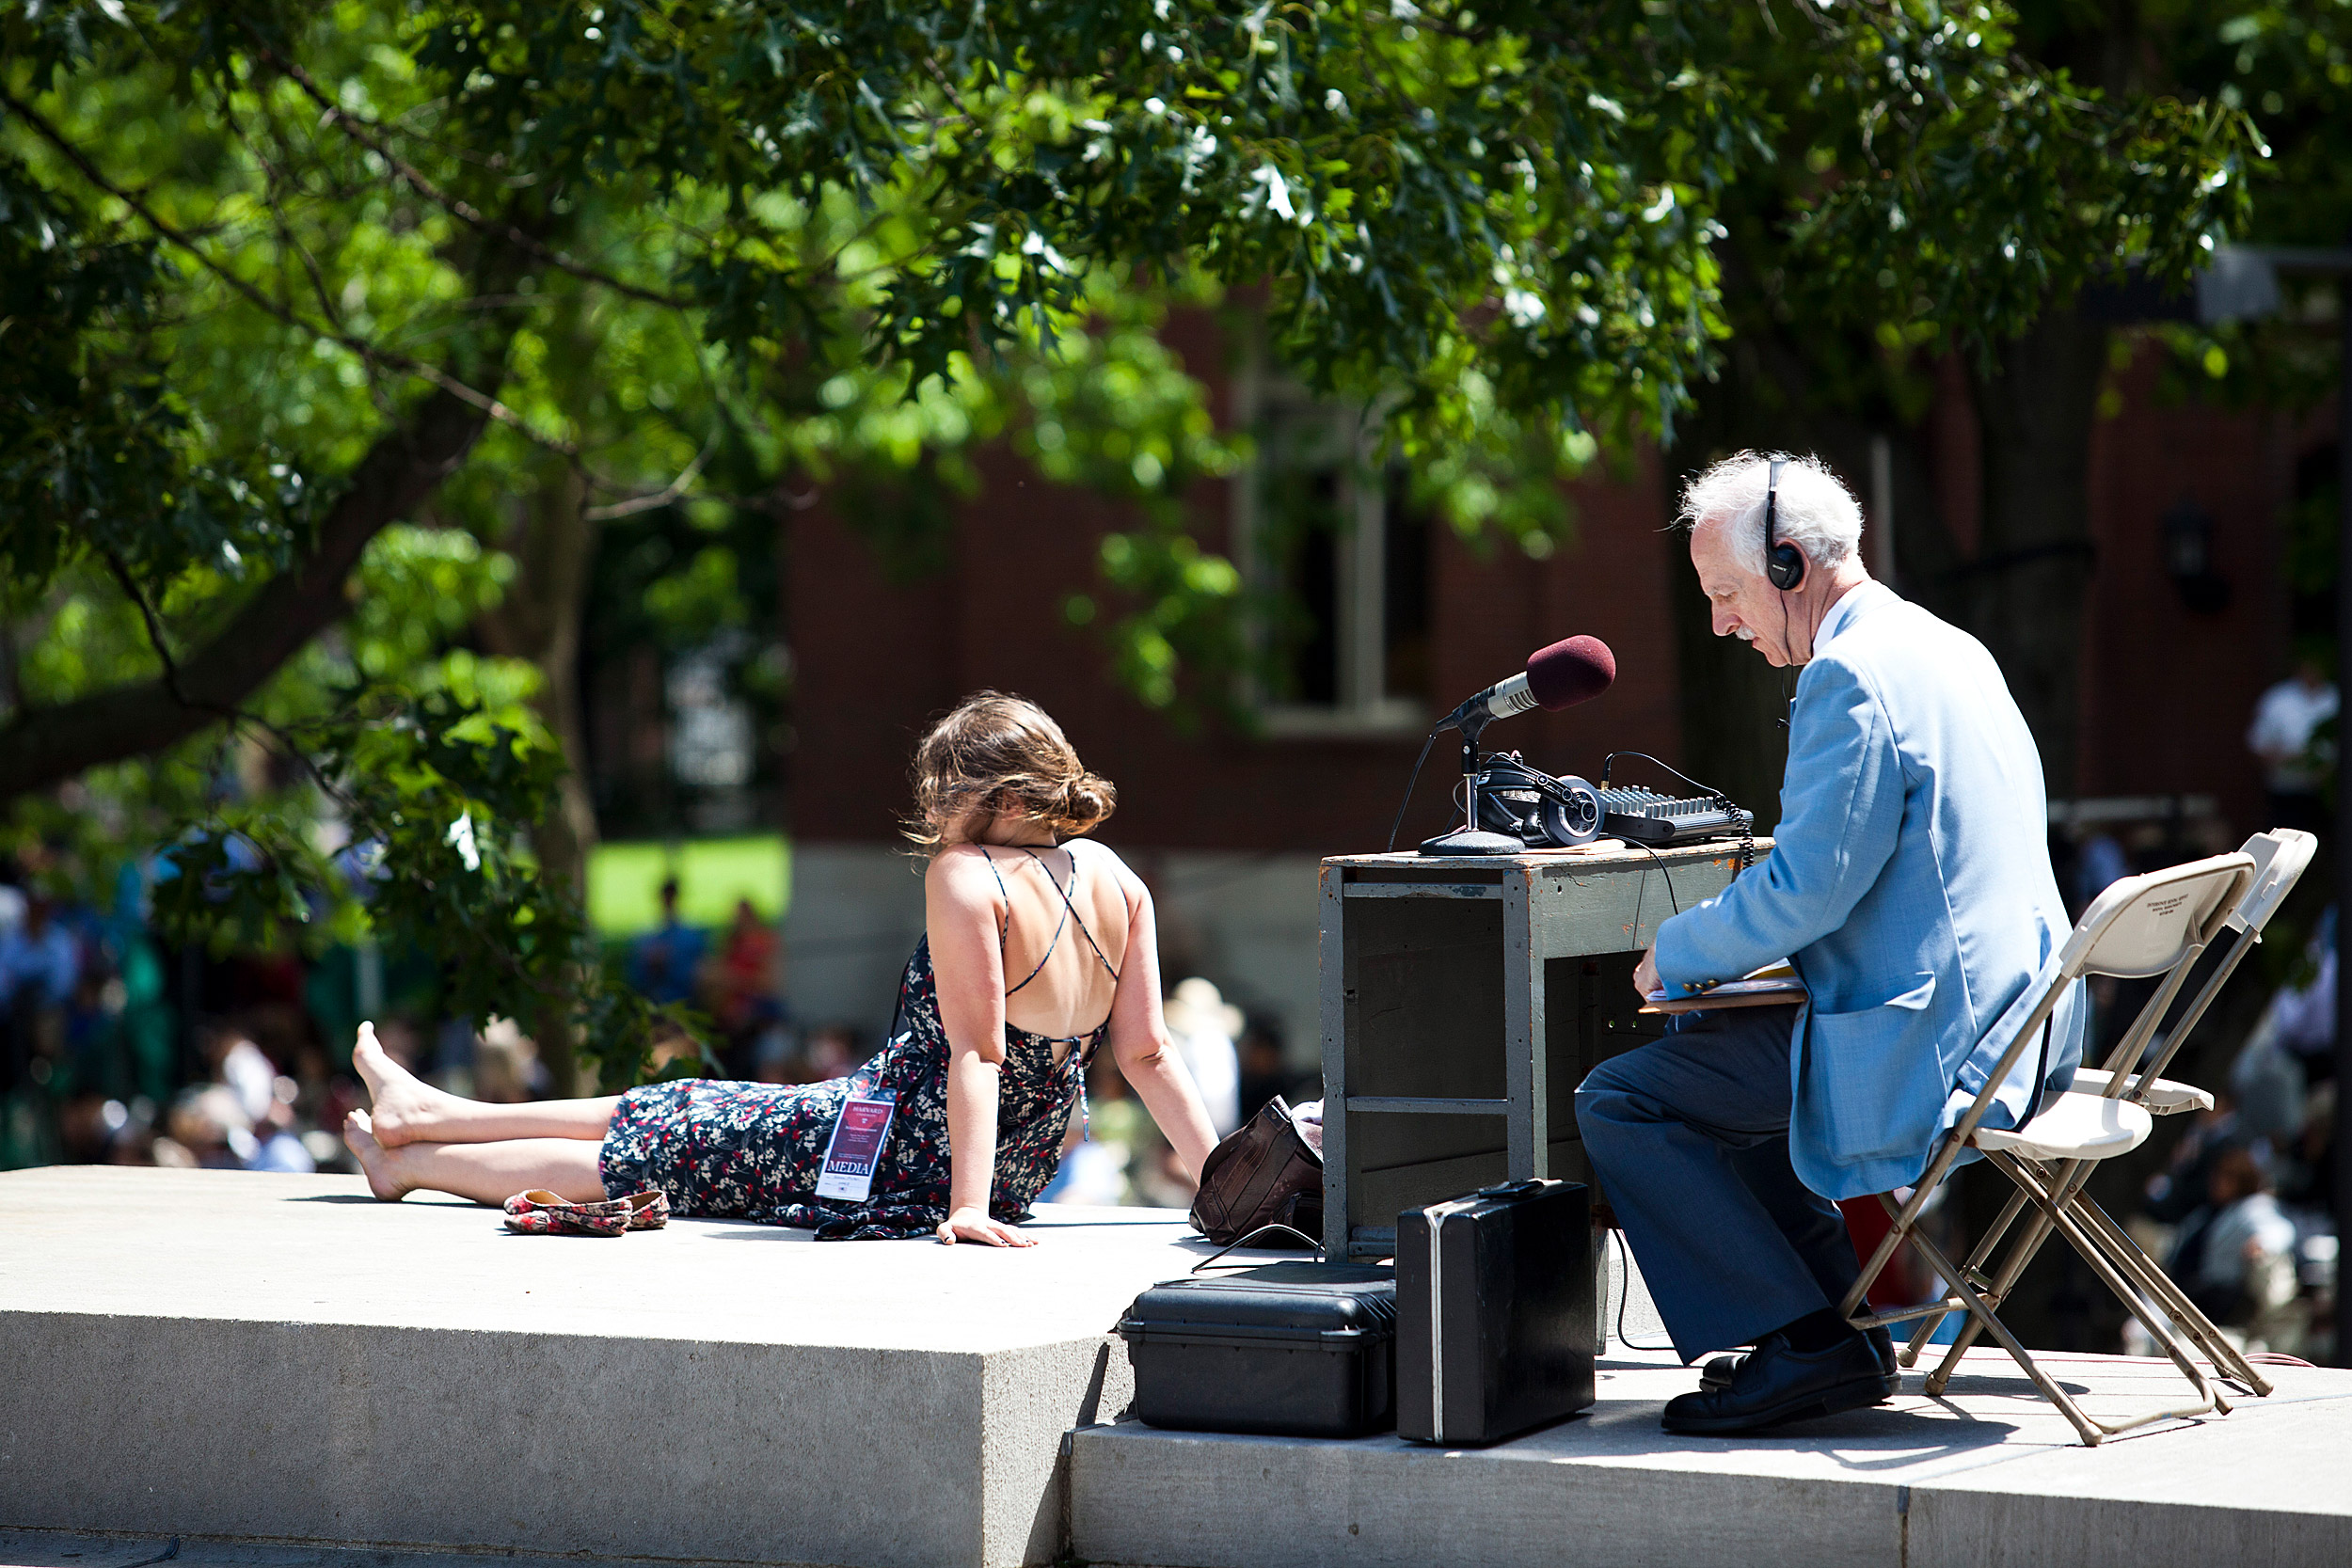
1396, 1180, 1595, 1445
1117, 1261, 1397, 1437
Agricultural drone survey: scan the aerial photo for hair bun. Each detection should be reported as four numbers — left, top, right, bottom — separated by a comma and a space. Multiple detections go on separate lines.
1049, 771, 1117, 835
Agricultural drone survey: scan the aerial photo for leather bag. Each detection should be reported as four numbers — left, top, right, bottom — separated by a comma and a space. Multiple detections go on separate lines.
1187, 1094, 1323, 1246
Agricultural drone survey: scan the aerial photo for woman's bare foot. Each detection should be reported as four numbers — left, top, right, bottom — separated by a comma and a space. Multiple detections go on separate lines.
343, 1110, 412, 1202
353, 1021, 459, 1148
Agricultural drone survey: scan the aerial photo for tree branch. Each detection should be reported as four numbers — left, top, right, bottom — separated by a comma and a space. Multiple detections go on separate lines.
581, 431, 721, 520
247, 35, 689, 311
102, 541, 373, 816
96, 546, 192, 707
0, 387, 494, 803
0, 84, 579, 460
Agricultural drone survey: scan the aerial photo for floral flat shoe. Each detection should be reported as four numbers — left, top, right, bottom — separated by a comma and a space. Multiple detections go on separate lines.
502, 1189, 629, 1238
619, 1189, 670, 1230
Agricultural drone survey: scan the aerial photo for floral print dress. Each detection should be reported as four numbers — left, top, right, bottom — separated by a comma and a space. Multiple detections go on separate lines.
598, 847, 1116, 1241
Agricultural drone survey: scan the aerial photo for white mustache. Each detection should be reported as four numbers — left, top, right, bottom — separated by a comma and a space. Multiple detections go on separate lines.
1735, 626, 1756, 641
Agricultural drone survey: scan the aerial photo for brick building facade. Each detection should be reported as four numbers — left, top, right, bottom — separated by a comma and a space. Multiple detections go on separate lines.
780, 314, 2333, 1062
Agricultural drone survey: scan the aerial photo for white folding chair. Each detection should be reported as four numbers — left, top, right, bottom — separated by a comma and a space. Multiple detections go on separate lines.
1899, 830, 2317, 1411
1837, 849, 2261, 1446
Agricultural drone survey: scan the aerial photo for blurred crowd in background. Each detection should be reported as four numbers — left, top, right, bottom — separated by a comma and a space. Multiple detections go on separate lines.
3, 829, 2335, 1365
0, 832, 2334, 1363
2026, 751, 2340, 1363
1, 860, 1316, 1215
3, 673, 2336, 1361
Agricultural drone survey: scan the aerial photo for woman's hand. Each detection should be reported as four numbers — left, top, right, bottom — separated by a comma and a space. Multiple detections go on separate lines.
935, 1205, 1037, 1247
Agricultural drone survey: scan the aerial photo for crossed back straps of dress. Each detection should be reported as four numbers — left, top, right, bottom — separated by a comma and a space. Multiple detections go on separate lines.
980, 845, 1121, 1027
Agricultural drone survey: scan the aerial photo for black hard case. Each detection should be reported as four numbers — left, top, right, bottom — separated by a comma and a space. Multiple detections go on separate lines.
1117, 1261, 1397, 1437
1396, 1180, 1595, 1446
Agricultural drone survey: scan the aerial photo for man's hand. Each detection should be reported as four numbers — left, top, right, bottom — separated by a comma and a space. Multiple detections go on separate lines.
1632, 944, 1661, 1003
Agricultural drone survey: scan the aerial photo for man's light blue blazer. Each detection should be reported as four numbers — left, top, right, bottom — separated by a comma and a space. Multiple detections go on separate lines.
1653, 582, 2086, 1201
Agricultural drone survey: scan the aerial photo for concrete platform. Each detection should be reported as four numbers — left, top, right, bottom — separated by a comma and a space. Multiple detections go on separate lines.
1072, 1347, 2352, 1568
0, 1166, 1233, 1568
11, 1167, 2352, 1568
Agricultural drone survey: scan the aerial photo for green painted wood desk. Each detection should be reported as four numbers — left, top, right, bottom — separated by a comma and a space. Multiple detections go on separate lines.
1316, 841, 1766, 1259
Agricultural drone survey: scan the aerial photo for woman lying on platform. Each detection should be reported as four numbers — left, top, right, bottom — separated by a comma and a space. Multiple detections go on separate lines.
343, 691, 1222, 1245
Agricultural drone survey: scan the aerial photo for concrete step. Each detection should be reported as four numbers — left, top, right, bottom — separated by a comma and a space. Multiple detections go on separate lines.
1071, 1345, 2352, 1568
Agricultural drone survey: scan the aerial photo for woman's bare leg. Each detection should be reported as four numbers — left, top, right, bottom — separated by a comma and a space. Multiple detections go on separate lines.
354, 1022, 621, 1147
344, 1111, 611, 1206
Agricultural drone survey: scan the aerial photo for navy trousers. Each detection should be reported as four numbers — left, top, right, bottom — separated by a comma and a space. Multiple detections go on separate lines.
1573, 1004, 1862, 1362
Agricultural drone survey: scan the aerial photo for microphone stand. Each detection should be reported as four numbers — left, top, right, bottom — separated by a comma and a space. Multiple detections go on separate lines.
1418, 708, 1526, 857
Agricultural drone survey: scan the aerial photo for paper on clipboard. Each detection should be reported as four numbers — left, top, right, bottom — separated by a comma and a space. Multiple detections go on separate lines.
1640, 963, 1805, 1015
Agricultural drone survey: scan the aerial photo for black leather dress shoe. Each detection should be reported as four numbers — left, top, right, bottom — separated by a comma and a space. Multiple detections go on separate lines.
1663, 1331, 1894, 1435
1700, 1323, 1896, 1391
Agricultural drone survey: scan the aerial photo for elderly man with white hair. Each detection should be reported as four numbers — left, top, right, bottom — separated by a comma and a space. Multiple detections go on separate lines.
1576, 451, 2085, 1435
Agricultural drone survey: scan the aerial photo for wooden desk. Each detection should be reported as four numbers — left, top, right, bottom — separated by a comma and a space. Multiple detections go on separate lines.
1317, 841, 1766, 1259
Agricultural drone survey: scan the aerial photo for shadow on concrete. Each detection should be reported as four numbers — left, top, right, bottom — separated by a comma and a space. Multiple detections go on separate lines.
1568, 1406, 2023, 1469
2093, 1415, 2223, 1445
1934, 1371, 2091, 1397
285, 1194, 395, 1205
1074, 1342, 1115, 1426
1445, 1402, 2016, 1469
1800, 1407, 2023, 1466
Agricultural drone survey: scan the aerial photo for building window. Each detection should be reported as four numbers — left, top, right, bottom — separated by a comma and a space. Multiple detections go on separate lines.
665, 633, 759, 832
1234, 365, 1432, 736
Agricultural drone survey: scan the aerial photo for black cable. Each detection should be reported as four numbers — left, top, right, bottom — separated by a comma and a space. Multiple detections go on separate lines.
1627, 838, 1681, 919
1611, 1229, 1676, 1352
1779, 576, 1795, 694
1600, 750, 1718, 797
1385, 723, 1449, 852
1599, 752, 1756, 872
1730, 796, 1756, 872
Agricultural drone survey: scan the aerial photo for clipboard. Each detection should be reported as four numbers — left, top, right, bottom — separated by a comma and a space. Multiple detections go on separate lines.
1639, 964, 1806, 1015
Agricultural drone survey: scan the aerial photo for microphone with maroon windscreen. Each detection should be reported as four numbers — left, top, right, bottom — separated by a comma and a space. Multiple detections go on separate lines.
1444, 635, 1617, 730
1418, 635, 1618, 857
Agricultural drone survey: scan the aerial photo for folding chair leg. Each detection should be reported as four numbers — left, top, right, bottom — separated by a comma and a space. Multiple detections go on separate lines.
1927, 1158, 2273, 1402
1925, 1199, 2062, 1396
1987, 1152, 2230, 1437
1900, 1184, 2031, 1371
1841, 1135, 1979, 1325
2069, 1193, 2274, 1398
1921, 1152, 2104, 1394
1895, 1219, 2108, 1447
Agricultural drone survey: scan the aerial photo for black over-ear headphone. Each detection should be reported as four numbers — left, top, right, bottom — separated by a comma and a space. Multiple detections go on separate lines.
1764, 456, 1805, 591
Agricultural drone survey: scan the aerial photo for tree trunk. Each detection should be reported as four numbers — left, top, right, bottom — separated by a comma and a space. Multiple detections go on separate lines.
475, 459, 602, 1095
1963, 311, 2109, 801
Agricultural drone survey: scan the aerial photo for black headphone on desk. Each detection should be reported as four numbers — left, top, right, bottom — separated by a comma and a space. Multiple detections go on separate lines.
1465, 753, 1606, 847
1763, 455, 1804, 591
